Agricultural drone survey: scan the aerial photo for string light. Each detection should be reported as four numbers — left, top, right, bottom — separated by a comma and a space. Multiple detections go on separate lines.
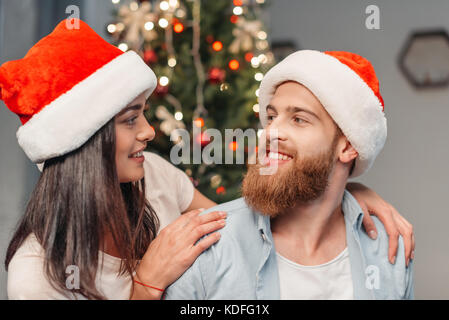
220, 83, 229, 91
116, 22, 125, 32
229, 59, 240, 70
233, 6, 243, 15
111, 0, 120, 4
257, 31, 267, 40
129, 1, 138, 11
118, 43, 128, 52
194, 118, 205, 128
175, 9, 186, 18
258, 54, 268, 64
174, 22, 184, 33
144, 21, 154, 31
253, 104, 260, 113
169, 0, 179, 7
255, 73, 264, 81
107, 24, 117, 33
212, 41, 223, 51
229, 141, 239, 151
159, 76, 169, 86
168, 57, 177, 67
174, 111, 183, 121
160, 1, 170, 11
251, 57, 260, 68
255, 89, 260, 97
159, 18, 169, 28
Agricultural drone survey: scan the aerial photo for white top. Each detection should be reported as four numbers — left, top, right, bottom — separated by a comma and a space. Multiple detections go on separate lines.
276, 247, 354, 300
7, 152, 194, 300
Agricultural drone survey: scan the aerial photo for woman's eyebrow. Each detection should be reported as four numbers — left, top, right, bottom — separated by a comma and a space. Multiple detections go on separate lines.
117, 104, 143, 116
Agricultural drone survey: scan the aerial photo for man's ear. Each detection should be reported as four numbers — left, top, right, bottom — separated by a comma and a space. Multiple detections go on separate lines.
339, 138, 358, 165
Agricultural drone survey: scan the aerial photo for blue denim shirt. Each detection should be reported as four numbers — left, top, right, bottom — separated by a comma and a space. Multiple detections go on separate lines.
165, 190, 414, 300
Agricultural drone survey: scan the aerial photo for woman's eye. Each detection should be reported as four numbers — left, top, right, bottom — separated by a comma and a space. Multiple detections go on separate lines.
126, 116, 138, 126
267, 115, 275, 121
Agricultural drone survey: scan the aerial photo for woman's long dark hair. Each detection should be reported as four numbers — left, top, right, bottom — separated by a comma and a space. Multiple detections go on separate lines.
4, 118, 159, 299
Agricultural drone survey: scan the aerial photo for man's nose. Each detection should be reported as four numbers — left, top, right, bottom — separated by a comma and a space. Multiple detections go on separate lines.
266, 120, 287, 142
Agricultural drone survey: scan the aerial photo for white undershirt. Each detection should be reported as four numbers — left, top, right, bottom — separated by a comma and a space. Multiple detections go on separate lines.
277, 247, 354, 300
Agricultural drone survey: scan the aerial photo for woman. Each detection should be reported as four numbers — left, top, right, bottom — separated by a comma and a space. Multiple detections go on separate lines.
1, 19, 413, 300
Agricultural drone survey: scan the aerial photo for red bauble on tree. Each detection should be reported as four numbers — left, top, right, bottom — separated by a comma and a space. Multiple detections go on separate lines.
154, 83, 169, 97
143, 49, 158, 64
195, 132, 211, 147
208, 67, 226, 84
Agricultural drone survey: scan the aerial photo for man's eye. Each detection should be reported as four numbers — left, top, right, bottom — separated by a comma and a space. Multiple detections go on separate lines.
294, 117, 305, 124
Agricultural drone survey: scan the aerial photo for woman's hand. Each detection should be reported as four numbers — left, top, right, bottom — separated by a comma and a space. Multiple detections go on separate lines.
346, 182, 415, 267
130, 208, 227, 300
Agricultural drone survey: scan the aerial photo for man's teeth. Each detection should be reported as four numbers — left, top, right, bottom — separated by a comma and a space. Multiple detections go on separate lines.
268, 152, 292, 161
130, 151, 143, 158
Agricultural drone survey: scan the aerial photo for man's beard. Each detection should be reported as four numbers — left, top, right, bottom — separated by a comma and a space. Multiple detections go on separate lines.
241, 135, 339, 217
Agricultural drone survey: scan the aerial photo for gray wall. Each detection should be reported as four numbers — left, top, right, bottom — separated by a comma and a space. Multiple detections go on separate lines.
0, 0, 41, 300
0, 0, 448, 300
268, 0, 449, 299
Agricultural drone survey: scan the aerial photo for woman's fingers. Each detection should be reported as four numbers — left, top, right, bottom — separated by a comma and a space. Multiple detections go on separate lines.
390, 205, 414, 267
360, 201, 378, 240
188, 219, 226, 244
183, 210, 227, 232
191, 232, 221, 257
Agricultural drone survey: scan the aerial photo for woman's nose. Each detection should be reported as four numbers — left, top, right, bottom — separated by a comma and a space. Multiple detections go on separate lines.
138, 118, 155, 142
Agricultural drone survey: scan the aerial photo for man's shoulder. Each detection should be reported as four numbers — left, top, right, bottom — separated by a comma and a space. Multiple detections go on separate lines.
199, 198, 265, 258
201, 198, 260, 232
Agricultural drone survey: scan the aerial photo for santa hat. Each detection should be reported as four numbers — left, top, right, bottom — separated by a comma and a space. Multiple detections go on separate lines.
0, 19, 157, 163
258, 50, 387, 178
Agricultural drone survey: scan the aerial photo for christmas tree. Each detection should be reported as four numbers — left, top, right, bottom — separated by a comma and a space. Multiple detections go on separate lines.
107, 0, 274, 202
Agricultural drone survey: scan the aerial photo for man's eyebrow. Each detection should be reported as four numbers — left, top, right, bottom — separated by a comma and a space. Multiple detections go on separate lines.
266, 104, 320, 120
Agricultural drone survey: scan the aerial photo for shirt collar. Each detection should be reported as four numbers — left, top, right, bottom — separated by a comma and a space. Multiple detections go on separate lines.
254, 189, 364, 234
341, 189, 365, 232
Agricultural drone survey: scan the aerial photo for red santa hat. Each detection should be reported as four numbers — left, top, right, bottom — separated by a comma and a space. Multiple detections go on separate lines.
0, 19, 157, 163
258, 50, 387, 178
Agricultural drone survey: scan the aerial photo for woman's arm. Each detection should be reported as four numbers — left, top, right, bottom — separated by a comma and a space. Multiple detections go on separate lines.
346, 182, 415, 267
182, 188, 217, 213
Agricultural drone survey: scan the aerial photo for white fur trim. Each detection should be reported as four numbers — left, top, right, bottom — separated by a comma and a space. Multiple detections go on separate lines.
258, 50, 387, 178
16, 51, 157, 163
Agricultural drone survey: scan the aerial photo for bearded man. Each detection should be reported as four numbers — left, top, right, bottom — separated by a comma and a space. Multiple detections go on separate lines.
164, 50, 414, 299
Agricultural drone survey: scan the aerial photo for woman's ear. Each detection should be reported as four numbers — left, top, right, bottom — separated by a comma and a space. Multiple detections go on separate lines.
339, 138, 358, 165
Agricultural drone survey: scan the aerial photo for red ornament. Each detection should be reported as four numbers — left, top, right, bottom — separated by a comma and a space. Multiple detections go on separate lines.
245, 52, 254, 62
196, 132, 211, 147
216, 186, 226, 195
154, 83, 169, 97
143, 49, 158, 64
230, 15, 239, 24
208, 67, 226, 84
